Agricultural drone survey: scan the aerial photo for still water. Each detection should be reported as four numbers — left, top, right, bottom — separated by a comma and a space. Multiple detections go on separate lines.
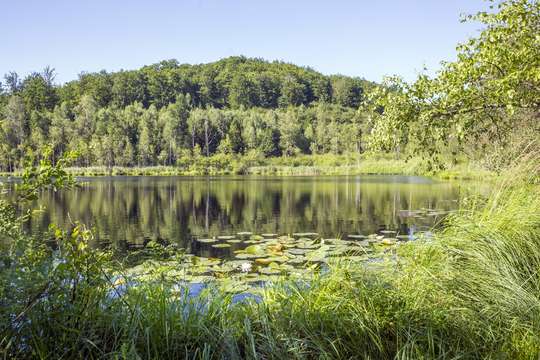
22, 175, 476, 257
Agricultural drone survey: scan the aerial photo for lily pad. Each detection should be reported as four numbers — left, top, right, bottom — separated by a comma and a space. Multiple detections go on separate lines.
217, 235, 236, 240
244, 245, 265, 255
287, 248, 309, 255
264, 256, 290, 263
255, 258, 273, 265
226, 239, 242, 243
212, 243, 232, 248
235, 253, 263, 260
243, 240, 263, 244
292, 232, 319, 238
197, 238, 218, 243
347, 234, 366, 239
237, 232, 252, 237
262, 233, 278, 237
258, 267, 281, 275
191, 257, 221, 266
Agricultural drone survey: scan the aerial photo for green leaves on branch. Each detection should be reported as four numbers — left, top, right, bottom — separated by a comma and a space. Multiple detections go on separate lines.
17, 148, 76, 201
365, 0, 540, 159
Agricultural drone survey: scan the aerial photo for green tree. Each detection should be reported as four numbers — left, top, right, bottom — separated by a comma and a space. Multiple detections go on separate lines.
137, 105, 160, 165
228, 73, 259, 108
49, 103, 73, 164
366, 0, 540, 161
20, 71, 58, 112
111, 71, 148, 108
72, 95, 98, 166
0, 96, 26, 170
159, 94, 191, 165
331, 76, 363, 108
279, 75, 306, 107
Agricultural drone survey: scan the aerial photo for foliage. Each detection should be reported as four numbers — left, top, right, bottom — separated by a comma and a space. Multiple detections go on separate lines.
365, 0, 540, 167
0, 101, 365, 171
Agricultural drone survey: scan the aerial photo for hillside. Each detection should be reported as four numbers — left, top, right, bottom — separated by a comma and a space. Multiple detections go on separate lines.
1, 56, 375, 111
0, 57, 376, 170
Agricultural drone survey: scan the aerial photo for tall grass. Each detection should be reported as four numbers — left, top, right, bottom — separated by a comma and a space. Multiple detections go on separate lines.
1, 150, 538, 359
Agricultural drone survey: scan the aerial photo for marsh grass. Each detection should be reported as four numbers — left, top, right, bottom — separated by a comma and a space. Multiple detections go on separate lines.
0, 153, 494, 179
1, 150, 538, 359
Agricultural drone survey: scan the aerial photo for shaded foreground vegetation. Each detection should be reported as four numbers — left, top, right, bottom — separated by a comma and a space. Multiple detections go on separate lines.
0, 145, 539, 359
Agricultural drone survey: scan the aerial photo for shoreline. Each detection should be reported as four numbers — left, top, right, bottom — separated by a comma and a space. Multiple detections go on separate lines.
0, 156, 496, 181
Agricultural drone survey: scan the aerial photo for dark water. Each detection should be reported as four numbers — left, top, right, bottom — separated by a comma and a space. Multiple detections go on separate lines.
18, 175, 478, 258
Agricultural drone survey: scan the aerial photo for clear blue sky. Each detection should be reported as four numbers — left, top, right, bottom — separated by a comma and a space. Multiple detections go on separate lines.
1, 0, 488, 84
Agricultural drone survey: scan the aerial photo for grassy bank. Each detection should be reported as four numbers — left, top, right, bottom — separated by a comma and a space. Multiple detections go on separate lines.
0, 153, 496, 180
1, 152, 538, 358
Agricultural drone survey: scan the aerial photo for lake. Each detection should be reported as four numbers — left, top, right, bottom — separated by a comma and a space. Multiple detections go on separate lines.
21, 175, 476, 259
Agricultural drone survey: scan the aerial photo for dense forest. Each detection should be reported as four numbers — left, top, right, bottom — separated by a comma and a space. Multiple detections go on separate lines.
0, 57, 375, 171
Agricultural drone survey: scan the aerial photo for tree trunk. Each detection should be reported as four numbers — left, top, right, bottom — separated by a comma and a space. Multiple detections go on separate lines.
204, 118, 209, 157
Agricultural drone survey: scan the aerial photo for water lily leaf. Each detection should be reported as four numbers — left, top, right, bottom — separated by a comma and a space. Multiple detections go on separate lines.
197, 238, 218, 243
292, 232, 319, 238
225, 260, 252, 268
287, 248, 309, 255
191, 257, 221, 266
244, 274, 272, 283
258, 267, 281, 275
267, 243, 284, 252
235, 253, 263, 260
255, 258, 273, 265
244, 245, 265, 255
347, 234, 366, 239
270, 255, 291, 262
217, 235, 236, 240
212, 243, 232, 248
296, 240, 319, 249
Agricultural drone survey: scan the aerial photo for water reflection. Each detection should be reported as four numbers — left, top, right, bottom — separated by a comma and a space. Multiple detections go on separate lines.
25, 175, 472, 256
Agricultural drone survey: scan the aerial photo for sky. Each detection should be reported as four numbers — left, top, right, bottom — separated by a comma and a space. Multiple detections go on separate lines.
0, 0, 489, 84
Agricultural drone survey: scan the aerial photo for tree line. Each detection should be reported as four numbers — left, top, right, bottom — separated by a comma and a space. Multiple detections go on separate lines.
0, 56, 375, 171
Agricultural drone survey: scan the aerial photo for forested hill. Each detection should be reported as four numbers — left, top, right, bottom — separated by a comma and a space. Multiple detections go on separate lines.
0, 56, 376, 171
1, 56, 374, 111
